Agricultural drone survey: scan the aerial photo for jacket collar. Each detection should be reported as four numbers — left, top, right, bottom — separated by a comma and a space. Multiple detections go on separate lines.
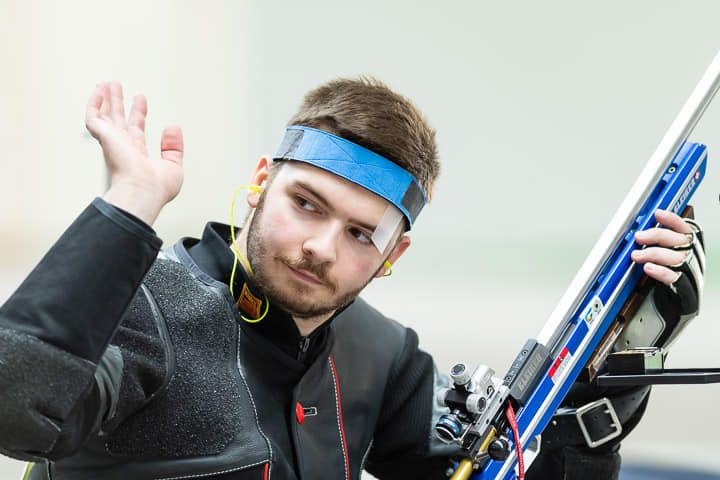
180, 221, 349, 366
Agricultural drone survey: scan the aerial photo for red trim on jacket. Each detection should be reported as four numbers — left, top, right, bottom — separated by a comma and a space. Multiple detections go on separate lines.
329, 355, 350, 479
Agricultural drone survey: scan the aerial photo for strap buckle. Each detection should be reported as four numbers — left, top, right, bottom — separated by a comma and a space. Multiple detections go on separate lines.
575, 397, 623, 448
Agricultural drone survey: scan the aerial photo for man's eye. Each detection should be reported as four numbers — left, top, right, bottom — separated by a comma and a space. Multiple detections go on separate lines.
295, 196, 318, 212
348, 227, 372, 245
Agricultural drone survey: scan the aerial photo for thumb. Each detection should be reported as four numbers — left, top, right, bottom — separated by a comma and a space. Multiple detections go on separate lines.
160, 125, 184, 164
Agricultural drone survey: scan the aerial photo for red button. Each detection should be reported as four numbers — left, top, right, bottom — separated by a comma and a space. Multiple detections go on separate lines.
296, 402, 305, 425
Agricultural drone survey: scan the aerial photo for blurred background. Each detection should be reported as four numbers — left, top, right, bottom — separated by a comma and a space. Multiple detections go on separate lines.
2, 1, 720, 478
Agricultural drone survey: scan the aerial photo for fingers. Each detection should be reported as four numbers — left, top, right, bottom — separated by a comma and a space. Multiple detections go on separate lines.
128, 94, 147, 132
99, 82, 111, 118
109, 82, 126, 126
643, 263, 681, 286
160, 126, 184, 165
632, 244, 688, 286
85, 84, 105, 138
86, 84, 103, 119
634, 227, 691, 247
632, 209, 694, 286
88, 81, 131, 125
87, 81, 180, 170
634, 209, 694, 247
87, 82, 149, 141
128, 94, 148, 145
631, 246, 687, 267
653, 209, 693, 234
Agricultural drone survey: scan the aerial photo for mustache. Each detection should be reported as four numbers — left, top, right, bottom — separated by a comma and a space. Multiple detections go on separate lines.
278, 255, 336, 291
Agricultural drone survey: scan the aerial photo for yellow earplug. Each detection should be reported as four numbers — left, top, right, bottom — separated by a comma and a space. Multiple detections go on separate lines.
383, 261, 393, 277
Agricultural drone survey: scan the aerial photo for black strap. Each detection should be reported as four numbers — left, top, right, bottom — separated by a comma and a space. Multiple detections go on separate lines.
541, 386, 650, 449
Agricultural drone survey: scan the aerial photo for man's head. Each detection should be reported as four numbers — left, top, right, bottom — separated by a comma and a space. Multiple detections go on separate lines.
240, 77, 438, 323
287, 76, 439, 199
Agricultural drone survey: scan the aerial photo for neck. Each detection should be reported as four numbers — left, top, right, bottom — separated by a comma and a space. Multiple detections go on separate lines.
234, 223, 250, 261
232, 227, 335, 337
293, 312, 334, 337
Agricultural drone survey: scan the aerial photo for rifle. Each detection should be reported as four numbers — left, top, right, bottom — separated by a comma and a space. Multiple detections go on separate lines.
436, 50, 720, 480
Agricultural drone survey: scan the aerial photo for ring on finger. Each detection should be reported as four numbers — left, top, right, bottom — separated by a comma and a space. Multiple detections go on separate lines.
671, 231, 695, 251
668, 249, 694, 269
667, 271, 682, 294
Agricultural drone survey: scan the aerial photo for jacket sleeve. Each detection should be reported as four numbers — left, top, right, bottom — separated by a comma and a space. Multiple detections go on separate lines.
0, 198, 164, 461
364, 327, 456, 479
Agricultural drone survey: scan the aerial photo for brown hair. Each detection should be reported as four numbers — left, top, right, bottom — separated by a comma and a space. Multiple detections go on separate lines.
287, 76, 439, 199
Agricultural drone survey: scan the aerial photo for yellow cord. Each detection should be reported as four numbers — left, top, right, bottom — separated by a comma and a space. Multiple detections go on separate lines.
229, 184, 270, 324
229, 184, 259, 283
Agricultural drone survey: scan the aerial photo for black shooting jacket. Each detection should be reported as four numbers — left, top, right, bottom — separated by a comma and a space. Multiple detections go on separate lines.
0, 199, 450, 479
0, 199, 644, 479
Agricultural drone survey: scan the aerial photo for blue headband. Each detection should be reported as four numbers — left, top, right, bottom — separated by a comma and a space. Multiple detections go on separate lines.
273, 126, 427, 229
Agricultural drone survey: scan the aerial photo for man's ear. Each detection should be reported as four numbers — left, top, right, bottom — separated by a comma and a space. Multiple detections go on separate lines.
375, 234, 412, 278
247, 155, 273, 208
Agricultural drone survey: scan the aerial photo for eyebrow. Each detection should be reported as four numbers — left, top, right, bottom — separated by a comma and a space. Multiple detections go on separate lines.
293, 181, 378, 232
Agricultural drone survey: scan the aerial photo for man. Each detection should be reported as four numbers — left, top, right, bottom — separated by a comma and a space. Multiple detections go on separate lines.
0, 79, 703, 479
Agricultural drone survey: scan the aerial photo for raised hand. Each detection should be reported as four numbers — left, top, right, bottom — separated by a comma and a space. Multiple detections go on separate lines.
86, 81, 184, 226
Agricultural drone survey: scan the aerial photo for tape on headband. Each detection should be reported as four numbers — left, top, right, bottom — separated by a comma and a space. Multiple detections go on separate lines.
273, 126, 427, 229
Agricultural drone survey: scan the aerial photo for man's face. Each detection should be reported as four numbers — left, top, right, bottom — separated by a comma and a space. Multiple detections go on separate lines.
246, 161, 406, 319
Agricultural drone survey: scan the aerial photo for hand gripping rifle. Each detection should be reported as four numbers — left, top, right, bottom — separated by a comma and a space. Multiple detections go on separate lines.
436, 51, 720, 480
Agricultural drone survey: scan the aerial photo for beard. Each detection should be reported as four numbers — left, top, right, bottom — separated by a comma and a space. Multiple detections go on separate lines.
246, 195, 374, 319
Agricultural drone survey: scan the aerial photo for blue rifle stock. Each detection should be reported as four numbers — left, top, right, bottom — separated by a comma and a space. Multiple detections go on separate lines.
476, 142, 706, 480
437, 50, 720, 480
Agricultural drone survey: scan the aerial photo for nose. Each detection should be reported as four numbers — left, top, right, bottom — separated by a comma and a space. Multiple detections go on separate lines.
302, 221, 341, 264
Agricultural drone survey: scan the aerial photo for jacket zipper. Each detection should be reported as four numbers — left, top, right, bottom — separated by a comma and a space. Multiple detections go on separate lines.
297, 336, 311, 362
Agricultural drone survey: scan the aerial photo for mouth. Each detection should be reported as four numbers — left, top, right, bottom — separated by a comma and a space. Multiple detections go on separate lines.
285, 264, 325, 286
